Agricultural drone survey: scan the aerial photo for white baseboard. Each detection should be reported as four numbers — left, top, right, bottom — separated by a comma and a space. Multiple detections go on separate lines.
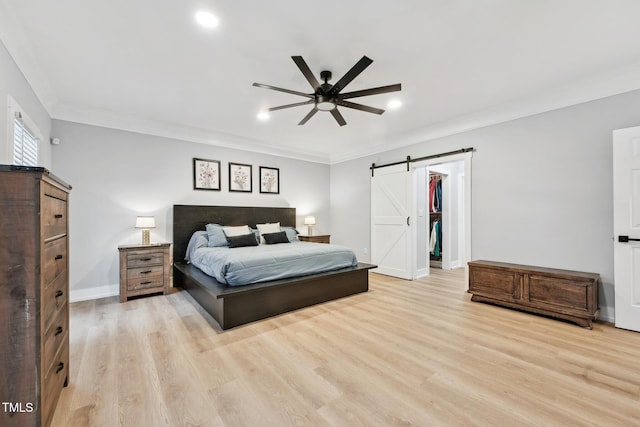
415, 268, 429, 279
70, 284, 119, 303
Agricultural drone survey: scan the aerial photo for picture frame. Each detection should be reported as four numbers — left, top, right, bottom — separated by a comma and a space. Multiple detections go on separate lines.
259, 166, 280, 194
193, 158, 221, 191
229, 162, 252, 192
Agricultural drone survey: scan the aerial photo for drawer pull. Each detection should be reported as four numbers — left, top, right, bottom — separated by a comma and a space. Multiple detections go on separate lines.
54, 214, 64, 219
55, 326, 64, 336
141, 270, 152, 274
55, 254, 64, 260
55, 290, 64, 298
140, 281, 152, 285
139, 257, 152, 261
55, 362, 64, 374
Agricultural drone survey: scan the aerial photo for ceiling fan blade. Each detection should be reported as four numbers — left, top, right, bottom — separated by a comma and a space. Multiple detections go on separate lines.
298, 107, 318, 125
252, 82, 313, 98
330, 109, 347, 126
337, 100, 385, 115
330, 56, 374, 94
267, 100, 314, 112
292, 56, 321, 90
339, 83, 402, 100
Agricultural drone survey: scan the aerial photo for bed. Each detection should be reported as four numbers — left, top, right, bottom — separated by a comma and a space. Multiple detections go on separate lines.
172, 205, 376, 329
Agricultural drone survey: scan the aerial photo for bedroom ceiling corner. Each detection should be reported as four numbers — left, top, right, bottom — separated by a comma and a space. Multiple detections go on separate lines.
2, 0, 640, 164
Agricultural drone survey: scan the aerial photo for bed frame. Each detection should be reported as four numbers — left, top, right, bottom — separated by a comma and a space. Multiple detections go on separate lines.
172, 205, 376, 330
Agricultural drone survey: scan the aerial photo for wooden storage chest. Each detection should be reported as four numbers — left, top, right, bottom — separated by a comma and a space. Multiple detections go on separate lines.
468, 260, 600, 328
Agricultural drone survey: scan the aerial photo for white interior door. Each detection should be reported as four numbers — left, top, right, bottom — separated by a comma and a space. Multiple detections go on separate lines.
613, 126, 640, 332
371, 164, 412, 279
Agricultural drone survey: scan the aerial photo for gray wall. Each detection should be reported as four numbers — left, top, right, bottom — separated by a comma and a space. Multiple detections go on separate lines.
0, 40, 52, 167
51, 120, 330, 301
331, 89, 640, 323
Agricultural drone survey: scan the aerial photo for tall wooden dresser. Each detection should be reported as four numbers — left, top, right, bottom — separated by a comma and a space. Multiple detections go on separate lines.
0, 166, 71, 426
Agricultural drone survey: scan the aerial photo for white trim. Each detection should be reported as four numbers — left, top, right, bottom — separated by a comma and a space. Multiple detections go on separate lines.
331, 60, 640, 164
53, 103, 331, 164
411, 151, 473, 286
69, 284, 119, 303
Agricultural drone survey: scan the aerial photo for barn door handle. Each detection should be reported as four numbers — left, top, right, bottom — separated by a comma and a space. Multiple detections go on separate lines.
618, 235, 640, 242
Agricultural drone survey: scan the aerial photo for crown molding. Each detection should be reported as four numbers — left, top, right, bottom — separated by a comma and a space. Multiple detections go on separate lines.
329, 60, 640, 164
0, 0, 58, 115
52, 103, 331, 164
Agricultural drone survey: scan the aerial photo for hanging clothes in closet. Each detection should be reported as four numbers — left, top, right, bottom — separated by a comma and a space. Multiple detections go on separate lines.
429, 219, 441, 257
429, 175, 442, 213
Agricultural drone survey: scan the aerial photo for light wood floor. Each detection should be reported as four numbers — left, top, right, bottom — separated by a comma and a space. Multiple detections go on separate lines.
52, 269, 640, 427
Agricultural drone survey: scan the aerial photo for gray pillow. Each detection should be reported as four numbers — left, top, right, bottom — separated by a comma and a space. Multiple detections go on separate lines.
185, 230, 209, 261
281, 226, 299, 242
205, 223, 228, 247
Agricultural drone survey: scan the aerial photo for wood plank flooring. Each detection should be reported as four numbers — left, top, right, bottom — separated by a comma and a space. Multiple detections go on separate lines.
51, 269, 640, 426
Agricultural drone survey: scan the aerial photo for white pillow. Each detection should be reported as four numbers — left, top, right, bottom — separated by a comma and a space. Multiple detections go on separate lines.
222, 225, 252, 237
256, 222, 281, 243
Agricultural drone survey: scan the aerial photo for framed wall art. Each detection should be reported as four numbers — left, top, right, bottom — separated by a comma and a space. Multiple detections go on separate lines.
229, 162, 252, 192
259, 166, 280, 194
193, 158, 221, 191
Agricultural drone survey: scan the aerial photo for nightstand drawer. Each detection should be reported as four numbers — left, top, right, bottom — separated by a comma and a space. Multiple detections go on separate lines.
127, 275, 164, 291
127, 251, 164, 267
127, 265, 165, 290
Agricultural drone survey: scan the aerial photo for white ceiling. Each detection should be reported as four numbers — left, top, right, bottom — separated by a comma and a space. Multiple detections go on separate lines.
2, 0, 640, 164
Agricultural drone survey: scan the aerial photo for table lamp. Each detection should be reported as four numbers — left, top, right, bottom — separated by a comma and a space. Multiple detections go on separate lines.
304, 216, 316, 236
135, 216, 155, 245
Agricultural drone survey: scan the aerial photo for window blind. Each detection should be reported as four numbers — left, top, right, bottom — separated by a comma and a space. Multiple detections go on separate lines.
13, 113, 38, 166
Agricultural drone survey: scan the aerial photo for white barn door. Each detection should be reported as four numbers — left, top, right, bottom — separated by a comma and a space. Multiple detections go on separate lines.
371, 164, 412, 279
613, 126, 640, 332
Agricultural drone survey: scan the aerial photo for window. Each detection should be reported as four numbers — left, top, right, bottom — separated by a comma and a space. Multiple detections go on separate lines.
7, 95, 40, 166
13, 112, 38, 166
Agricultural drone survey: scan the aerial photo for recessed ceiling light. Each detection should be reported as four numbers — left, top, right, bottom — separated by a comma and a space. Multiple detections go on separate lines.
195, 11, 219, 28
257, 111, 270, 121
387, 99, 402, 109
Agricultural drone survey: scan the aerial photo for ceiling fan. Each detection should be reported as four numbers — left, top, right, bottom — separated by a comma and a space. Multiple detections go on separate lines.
252, 55, 401, 126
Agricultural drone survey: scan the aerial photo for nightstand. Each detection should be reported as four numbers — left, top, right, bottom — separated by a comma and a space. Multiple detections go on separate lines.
118, 243, 171, 302
298, 234, 330, 244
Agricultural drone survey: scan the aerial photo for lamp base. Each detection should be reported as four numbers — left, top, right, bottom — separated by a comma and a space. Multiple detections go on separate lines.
307, 225, 313, 236
141, 229, 150, 245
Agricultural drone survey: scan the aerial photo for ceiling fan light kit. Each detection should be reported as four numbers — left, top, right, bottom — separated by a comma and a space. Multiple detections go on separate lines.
253, 55, 401, 126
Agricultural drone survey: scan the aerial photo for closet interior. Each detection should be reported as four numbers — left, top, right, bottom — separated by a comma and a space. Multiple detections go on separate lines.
429, 173, 442, 268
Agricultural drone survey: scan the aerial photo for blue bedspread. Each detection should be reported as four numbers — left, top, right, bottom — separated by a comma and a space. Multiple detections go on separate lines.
189, 241, 358, 286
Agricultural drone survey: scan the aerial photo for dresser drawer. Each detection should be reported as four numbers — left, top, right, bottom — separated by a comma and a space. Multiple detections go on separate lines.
42, 194, 68, 239
43, 306, 68, 376
127, 250, 164, 267
44, 236, 67, 285
42, 338, 69, 427
43, 272, 67, 333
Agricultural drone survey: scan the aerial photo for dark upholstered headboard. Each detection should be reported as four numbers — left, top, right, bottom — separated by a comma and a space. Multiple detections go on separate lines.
172, 205, 296, 263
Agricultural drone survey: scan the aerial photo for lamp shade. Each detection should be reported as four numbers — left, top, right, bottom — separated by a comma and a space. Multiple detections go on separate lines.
135, 216, 156, 229
304, 216, 316, 225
